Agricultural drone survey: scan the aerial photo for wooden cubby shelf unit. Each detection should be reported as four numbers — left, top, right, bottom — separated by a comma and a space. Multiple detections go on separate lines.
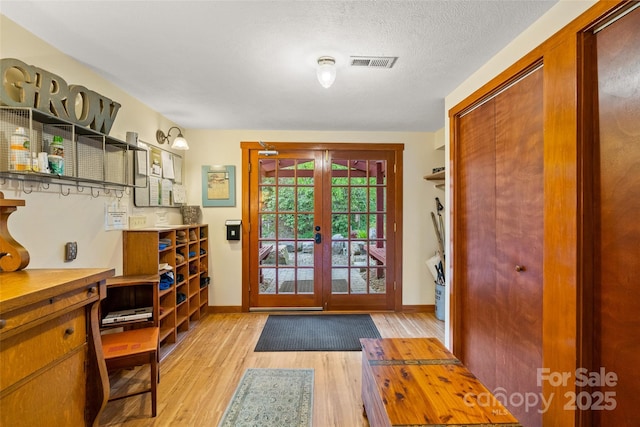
122, 224, 209, 359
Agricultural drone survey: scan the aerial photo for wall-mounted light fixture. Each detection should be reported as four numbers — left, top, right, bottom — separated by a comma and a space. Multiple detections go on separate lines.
317, 56, 336, 89
156, 126, 189, 150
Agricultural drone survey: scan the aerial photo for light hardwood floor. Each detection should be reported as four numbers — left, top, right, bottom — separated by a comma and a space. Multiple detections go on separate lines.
99, 311, 444, 426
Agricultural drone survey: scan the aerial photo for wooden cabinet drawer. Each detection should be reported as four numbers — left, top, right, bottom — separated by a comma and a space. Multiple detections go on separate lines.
0, 347, 87, 427
0, 284, 98, 339
0, 308, 86, 391
0, 284, 98, 338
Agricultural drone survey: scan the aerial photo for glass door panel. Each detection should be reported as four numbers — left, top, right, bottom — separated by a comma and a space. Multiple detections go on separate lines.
325, 152, 393, 309
254, 153, 322, 307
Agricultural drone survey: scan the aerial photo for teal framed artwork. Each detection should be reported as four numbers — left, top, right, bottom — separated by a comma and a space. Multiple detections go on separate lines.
202, 165, 236, 207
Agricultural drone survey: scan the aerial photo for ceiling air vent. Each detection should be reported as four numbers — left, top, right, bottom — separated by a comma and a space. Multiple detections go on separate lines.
350, 56, 398, 69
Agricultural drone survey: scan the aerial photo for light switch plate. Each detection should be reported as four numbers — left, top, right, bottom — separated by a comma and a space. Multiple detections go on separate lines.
129, 215, 147, 229
65, 241, 77, 261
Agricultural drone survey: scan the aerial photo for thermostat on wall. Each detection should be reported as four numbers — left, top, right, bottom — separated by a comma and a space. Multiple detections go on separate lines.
225, 220, 242, 241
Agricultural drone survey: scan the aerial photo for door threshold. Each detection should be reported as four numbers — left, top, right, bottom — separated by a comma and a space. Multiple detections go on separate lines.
249, 307, 323, 312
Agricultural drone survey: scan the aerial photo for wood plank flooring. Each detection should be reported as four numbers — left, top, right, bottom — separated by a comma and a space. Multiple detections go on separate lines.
99, 312, 444, 426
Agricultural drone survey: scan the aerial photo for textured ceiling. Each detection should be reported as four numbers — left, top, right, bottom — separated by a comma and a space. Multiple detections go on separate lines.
1, 1, 557, 132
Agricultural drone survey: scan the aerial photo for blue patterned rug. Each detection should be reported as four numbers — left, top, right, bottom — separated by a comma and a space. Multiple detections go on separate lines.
218, 368, 314, 427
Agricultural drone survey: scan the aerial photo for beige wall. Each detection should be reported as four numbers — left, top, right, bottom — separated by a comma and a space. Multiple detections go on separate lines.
442, 0, 598, 346
1, 0, 601, 317
185, 130, 444, 307
1, 14, 183, 273
1, 15, 444, 308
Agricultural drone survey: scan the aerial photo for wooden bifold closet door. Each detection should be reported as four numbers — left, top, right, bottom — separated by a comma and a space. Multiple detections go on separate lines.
456, 66, 544, 427
592, 6, 640, 425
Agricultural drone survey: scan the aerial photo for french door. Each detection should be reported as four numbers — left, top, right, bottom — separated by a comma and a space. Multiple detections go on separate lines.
242, 142, 402, 311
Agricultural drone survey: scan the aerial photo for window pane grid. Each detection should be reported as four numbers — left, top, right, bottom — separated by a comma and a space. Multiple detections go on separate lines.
258, 158, 317, 295
329, 158, 387, 295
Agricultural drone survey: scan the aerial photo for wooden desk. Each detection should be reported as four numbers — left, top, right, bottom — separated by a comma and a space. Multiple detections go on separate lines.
0, 268, 114, 427
360, 338, 521, 427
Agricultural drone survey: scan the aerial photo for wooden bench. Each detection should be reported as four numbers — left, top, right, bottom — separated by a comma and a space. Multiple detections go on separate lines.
258, 245, 274, 284
364, 245, 386, 278
360, 338, 521, 426
258, 245, 273, 262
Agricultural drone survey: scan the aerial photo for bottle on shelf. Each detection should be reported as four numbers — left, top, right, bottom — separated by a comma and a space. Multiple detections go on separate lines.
30, 152, 39, 172
48, 135, 64, 174
9, 127, 30, 171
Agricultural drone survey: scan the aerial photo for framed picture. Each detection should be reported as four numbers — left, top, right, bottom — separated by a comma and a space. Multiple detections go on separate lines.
202, 165, 236, 207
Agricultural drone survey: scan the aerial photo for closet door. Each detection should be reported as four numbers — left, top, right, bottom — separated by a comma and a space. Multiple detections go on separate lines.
494, 67, 544, 427
455, 66, 544, 427
594, 7, 640, 425
457, 101, 497, 386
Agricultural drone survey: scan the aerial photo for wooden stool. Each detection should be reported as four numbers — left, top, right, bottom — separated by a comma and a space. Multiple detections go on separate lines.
101, 327, 160, 417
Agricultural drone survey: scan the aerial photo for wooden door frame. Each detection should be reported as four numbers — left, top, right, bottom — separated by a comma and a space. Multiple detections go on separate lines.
240, 141, 404, 312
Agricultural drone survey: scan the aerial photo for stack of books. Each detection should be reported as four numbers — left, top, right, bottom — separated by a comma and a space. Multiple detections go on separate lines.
102, 307, 153, 325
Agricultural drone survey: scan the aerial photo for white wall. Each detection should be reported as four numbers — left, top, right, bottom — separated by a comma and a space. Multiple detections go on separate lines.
441, 0, 598, 347
2, 15, 444, 309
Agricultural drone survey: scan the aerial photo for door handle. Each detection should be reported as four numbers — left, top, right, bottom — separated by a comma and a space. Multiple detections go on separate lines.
315, 233, 322, 244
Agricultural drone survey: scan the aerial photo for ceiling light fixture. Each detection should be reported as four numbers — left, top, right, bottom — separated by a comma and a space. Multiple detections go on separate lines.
316, 56, 336, 89
156, 126, 189, 150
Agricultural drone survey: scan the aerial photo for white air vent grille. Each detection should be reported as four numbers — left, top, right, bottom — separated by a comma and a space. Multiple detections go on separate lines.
350, 56, 398, 69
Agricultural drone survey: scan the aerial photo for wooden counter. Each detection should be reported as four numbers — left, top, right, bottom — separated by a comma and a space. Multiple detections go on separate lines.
0, 268, 114, 426
360, 338, 521, 426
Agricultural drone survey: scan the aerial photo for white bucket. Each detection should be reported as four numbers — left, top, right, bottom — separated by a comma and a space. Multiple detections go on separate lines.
435, 284, 445, 321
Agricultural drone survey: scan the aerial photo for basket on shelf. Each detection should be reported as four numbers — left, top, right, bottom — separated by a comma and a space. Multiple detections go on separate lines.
181, 205, 202, 225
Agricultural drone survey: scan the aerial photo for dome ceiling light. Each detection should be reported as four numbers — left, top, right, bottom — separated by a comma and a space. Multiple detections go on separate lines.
316, 56, 337, 89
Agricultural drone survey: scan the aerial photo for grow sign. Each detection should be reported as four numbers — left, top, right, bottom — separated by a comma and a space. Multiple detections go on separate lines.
0, 58, 121, 134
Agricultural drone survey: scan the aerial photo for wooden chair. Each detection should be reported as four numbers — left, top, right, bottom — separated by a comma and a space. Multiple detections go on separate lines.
101, 327, 160, 417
